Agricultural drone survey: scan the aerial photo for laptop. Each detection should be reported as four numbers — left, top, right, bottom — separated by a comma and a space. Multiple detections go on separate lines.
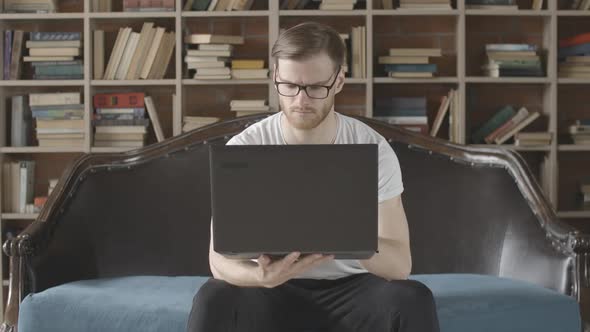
209, 144, 378, 260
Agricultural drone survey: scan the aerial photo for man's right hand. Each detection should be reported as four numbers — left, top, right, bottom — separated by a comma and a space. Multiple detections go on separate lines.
255, 252, 333, 288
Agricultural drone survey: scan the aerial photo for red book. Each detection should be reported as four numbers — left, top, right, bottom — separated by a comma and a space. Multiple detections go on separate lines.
559, 32, 590, 48
123, 0, 140, 10
93, 93, 145, 108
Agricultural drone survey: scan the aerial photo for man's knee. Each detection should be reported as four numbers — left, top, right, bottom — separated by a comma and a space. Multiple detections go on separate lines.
386, 279, 436, 308
192, 278, 240, 309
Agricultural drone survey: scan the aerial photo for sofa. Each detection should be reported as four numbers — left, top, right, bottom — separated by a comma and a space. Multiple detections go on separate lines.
1, 114, 588, 332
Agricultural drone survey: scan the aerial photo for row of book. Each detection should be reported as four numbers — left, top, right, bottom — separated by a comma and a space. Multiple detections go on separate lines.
570, 0, 590, 10
2, 0, 56, 13
123, 0, 175, 11
569, 119, 590, 145
482, 44, 543, 78
471, 105, 542, 145
185, 0, 255, 11
2, 160, 56, 214
466, 0, 543, 10
379, 48, 441, 78
96, 23, 175, 80
184, 34, 268, 80
558, 32, 590, 78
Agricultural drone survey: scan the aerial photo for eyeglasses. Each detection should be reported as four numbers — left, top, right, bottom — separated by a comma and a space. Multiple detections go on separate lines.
274, 66, 341, 100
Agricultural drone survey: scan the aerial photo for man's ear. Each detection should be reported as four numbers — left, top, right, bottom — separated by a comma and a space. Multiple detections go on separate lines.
334, 71, 345, 95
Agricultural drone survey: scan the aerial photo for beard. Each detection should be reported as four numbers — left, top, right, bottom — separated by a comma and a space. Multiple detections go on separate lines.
280, 95, 334, 130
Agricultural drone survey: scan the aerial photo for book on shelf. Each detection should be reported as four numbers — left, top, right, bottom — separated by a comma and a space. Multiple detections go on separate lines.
397, 0, 452, 10
230, 99, 271, 115
349, 26, 366, 79
144, 96, 165, 142
123, 0, 175, 12
514, 132, 552, 147
569, 119, 590, 145
465, 0, 518, 10
430, 88, 455, 137
471, 105, 515, 144
373, 97, 429, 135
2, 160, 35, 214
483, 44, 543, 78
185, 0, 255, 11
318, 0, 357, 10
380, 48, 441, 78
3, 0, 56, 13
93, 92, 150, 148
558, 33, 590, 78
494, 111, 540, 145
10, 96, 33, 147
571, 0, 590, 10
185, 34, 251, 80
483, 106, 529, 144
101, 23, 174, 81
581, 180, 590, 210
183, 116, 221, 132
92, 0, 112, 12
28, 92, 85, 147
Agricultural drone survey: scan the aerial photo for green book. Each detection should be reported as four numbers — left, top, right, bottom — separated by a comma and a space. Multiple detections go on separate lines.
471, 105, 516, 144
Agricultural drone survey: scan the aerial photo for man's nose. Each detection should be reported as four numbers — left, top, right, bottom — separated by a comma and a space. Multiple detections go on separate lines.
293, 88, 312, 106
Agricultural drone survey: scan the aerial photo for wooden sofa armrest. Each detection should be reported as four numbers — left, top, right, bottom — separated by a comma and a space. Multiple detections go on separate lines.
1, 237, 25, 332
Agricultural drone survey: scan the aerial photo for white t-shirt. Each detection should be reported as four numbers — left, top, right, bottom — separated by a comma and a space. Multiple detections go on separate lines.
226, 111, 404, 279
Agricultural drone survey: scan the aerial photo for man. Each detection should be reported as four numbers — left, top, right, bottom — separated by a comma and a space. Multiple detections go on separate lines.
187, 22, 440, 332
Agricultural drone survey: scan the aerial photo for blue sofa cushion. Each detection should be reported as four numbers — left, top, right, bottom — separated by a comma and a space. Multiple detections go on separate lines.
18, 274, 581, 332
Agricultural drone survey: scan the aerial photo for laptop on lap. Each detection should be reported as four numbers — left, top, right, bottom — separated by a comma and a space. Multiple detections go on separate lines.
209, 144, 378, 260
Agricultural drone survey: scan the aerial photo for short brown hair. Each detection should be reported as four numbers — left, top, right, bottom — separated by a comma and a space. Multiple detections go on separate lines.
271, 22, 345, 71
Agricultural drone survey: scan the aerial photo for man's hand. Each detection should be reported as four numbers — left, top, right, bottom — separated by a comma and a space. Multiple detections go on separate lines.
255, 252, 333, 288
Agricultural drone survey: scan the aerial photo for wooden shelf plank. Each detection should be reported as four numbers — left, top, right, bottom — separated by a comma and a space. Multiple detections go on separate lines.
280, 10, 367, 16
465, 9, 550, 16
373, 77, 458, 84
558, 78, 590, 84
0, 147, 84, 153
90, 147, 141, 153
557, 211, 590, 219
1, 213, 38, 220
0, 13, 84, 19
466, 77, 551, 84
558, 145, 590, 152
0, 80, 84, 87
182, 79, 271, 85
92, 79, 176, 86
470, 144, 552, 152
557, 10, 590, 16
372, 9, 459, 16
90, 12, 175, 18
182, 10, 270, 17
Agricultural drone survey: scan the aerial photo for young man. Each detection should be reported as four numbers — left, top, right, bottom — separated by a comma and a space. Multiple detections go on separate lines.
187, 22, 440, 332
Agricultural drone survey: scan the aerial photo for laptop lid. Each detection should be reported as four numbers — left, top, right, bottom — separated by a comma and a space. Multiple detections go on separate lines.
209, 144, 378, 259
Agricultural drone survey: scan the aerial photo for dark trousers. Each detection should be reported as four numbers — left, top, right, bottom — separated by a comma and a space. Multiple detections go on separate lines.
186, 273, 440, 332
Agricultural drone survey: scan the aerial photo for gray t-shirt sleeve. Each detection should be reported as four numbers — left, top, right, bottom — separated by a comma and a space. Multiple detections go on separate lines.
377, 139, 404, 203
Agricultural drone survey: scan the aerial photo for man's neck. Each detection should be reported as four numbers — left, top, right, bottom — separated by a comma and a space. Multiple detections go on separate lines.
281, 110, 338, 145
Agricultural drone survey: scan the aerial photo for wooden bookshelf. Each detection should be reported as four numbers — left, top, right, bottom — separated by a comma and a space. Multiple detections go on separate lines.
0, 0, 588, 322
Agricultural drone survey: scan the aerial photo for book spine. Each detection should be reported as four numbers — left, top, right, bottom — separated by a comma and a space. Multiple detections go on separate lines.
93, 93, 146, 108
4, 31, 12, 80
29, 32, 82, 41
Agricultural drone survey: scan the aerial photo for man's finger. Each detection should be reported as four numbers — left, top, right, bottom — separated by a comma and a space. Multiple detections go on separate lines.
279, 252, 300, 271
258, 255, 271, 268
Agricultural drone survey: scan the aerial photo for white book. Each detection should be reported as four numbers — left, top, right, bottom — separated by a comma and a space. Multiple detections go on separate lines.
115, 32, 140, 80
144, 96, 165, 142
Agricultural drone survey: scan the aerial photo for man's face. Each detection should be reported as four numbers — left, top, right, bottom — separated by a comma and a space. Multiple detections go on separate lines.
275, 54, 343, 130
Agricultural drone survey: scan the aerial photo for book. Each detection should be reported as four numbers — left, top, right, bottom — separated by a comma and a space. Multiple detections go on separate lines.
430, 89, 453, 137
494, 112, 541, 144
144, 96, 165, 142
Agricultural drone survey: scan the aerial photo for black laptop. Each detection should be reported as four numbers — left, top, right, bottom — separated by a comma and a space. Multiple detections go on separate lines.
209, 144, 378, 260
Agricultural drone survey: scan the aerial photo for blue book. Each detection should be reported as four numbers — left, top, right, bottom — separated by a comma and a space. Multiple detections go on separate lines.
486, 44, 537, 52
384, 64, 437, 73
29, 32, 81, 41
374, 108, 427, 117
558, 42, 590, 59
375, 97, 427, 110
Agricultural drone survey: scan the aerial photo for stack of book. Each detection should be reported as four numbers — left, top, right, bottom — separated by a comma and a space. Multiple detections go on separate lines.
514, 132, 552, 146
398, 0, 452, 9
230, 100, 270, 117
123, 0, 174, 11
379, 48, 441, 78
184, 34, 244, 80
2, 160, 35, 213
350, 26, 366, 78
93, 92, 150, 148
231, 59, 268, 80
570, 0, 590, 10
183, 116, 220, 132
30, 92, 85, 148
98, 23, 175, 80
471, 105, 541, 145
581, 181, 590, 210
482, 44, 543, 77
91, 0, 112, 11
569, 119, 590, 145
319, 0, 357, 10
3, 0, 56, 13
185, 0, 255, 11
558, 32, 590, 78
373, 97, 428, 134
465, 0, 518, 10
25, 32, 83, 80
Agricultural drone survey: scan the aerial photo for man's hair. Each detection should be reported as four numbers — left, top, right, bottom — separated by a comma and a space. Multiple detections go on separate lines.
271, 22, 345, 72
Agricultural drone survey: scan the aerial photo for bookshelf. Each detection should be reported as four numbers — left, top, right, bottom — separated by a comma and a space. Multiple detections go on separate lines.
0, 0, 588, 321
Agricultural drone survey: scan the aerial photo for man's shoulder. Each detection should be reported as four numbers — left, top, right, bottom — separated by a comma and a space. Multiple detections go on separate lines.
226, 112, 281, 145
337, 113, 386, 144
